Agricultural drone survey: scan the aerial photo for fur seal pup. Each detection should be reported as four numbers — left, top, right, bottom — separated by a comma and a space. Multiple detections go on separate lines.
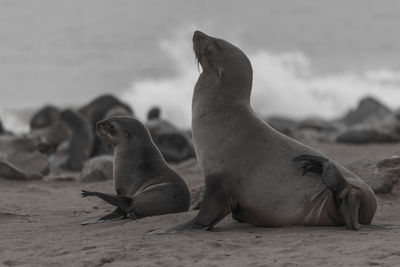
149, 31, 377, 234
81, 116, 190, 225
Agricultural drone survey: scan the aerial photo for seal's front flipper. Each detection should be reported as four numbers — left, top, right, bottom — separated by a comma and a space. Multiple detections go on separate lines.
81, 208, 126, 225
81, 190, 132, 211
146, 219, 208, 235
146, 174, 233, 235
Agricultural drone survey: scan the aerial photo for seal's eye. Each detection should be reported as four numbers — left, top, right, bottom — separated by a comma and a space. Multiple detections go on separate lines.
205, 42, 217, 53
107, 123, 116, 134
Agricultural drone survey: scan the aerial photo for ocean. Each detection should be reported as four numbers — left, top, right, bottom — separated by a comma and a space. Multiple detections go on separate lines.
1, 0, 400, 132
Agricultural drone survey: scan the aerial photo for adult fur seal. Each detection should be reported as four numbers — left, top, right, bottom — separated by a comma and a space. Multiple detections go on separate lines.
149, 31, 377, 234
81, 116, 190, 225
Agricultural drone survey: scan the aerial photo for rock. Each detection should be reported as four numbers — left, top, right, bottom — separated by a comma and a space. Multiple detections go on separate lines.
298, 118, 339, 132
6, 151, 49, 175
335, 97, 400, 144
0, 135, 44, 154
340, 97, 395, 126
336, 127, 400, 144
0, 151, 49, 180
376, 157, 400, 184
345, 159, 394, 194
80, 155, 113, 182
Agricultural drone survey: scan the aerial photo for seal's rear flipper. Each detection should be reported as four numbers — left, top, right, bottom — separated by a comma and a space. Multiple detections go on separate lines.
81, 190, 133, 211
293, 154, 342, 191
339, 189, 361, 230
293, 154, 376, 231
81, 208, 126, 225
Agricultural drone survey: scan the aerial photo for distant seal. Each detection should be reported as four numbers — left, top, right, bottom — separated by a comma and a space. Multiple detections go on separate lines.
149, 31, 377, 234
30, 105, 61, 130
81, 116, 190, 225
79, 94, 134, 156
58, 109, 93, 171
147, 107, 161, 121
79, 94, 133, 126
0, 118, 4, 135
146, 107, 195, 163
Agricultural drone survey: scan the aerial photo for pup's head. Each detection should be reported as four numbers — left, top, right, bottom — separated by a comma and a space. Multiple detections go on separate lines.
96, 116, 149, 147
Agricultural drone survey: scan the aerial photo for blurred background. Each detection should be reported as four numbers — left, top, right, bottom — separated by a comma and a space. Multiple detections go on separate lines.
1, 0, 400, 132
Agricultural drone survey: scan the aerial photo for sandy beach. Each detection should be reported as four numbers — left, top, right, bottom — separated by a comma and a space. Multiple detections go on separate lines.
1, 1, 400, 266
1, 140, 400, 267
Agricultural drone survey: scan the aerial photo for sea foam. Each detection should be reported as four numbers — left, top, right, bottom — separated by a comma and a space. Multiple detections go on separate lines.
121, 28, 400, 129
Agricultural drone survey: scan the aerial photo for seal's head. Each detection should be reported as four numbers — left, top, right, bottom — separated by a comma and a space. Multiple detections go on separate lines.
147, 107, 161, 121
192, 31, 252, 88
96, 116, 150, 147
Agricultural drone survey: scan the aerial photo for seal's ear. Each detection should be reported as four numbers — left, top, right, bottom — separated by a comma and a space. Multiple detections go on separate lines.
124, 130, 130, 138
218, 67, 224, 80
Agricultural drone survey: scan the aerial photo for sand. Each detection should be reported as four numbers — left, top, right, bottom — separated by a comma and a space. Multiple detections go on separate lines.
1, 141, 400, 266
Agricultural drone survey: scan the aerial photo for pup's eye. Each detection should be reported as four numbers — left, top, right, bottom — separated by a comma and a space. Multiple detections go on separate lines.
108, 125, 114, 129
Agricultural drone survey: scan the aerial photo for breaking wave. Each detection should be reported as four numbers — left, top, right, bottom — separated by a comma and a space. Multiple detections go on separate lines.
121, 28, 400, 129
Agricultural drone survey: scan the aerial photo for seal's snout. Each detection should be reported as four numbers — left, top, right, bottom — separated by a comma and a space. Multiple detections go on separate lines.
193, 30, 208, 43
193, 31, 210, 63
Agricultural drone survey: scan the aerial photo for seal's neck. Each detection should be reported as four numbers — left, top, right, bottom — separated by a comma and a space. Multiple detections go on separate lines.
193, 72, 252, 112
